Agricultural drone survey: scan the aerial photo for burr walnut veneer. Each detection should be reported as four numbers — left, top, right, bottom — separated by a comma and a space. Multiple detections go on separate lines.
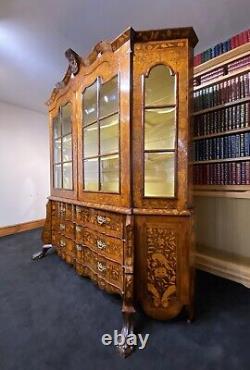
39, 27, 198, 356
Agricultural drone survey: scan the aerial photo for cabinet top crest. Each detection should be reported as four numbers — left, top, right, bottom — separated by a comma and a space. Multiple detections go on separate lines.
47, 26, 198, 107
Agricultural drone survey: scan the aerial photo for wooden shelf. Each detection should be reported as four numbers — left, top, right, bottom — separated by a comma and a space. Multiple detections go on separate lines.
193, 184, 250, 191
195, 246, 250, 288
194, 42, 250, 77
191, 156, 250, 165
192, 96, 250, 116
193, 65, 250, 92
193, 185, 250, 199
192, 126, 250, 141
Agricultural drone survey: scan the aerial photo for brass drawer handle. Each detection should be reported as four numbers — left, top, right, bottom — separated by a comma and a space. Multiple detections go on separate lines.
76, 244, 82, 251
76, 226, 81, 232
60, 240, 66, 247
97, 262, 106, 272
96, 215, 108, 225
60, 223, 65, 230
96, 240, 106, 250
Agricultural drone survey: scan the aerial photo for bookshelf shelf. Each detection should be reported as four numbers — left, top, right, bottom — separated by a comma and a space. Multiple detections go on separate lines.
193, 66, 250, 92
191, 156, 250, 165
193, 126, 250, 141
194, 43, 250, 77
192, 96, 250, 116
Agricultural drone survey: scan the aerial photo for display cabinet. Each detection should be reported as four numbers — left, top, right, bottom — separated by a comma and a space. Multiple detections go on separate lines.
35, 27, 198, 356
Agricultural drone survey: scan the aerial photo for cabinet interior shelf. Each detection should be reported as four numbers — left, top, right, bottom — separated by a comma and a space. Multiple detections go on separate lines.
192, 96, 250, 117
192, 126, 250, 141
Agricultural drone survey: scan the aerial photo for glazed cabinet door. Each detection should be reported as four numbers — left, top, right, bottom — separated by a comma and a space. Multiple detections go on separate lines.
49, 93, 78, 199
132, 39, 192, 211
76, 41, 132, 208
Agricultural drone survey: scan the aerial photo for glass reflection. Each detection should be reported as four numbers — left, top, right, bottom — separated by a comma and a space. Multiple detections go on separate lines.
83, 123, 98, 158
100, 76, 118, 118
61, 103, 72, 136
100, 114, 119, 155
63, 162, 73, 189
54, 138, 61, 163
144, 108, 176, 150
100, 154, 119, 192
53, 116, 61, 138
83, 81, 97, 125
145, 65, 175, 106
54, 164, 62, 188
84, 158, 99, 191
62, 135, 72, 161
144, 152, 175, 197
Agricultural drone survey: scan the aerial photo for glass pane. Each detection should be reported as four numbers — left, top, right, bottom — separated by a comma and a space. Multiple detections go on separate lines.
62, 135, 72, 162
61, 103, 72, 136
83, 123, 98, 158
54, 138, 61, 163
145, 65, 176, 106
54, 164, 62, 188
100, 154, 119, 193
144, 152, 175, 197
100, 113, 119, 155
84, 158, 99, 191
83, 81, 97, 125
53, 115, 61, 138
99, 76, 118, 118
145, 107, 176, 150
63, 162, 73, 190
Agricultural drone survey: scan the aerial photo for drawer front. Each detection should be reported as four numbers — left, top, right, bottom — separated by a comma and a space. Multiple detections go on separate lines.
75, 206, 124, 238
75, 245, 123, 290
88, 209, 124, 238
82, 228, 123, 264
75, 206, 90, 225
96, 255, 123, 291
55, 236, 75, 265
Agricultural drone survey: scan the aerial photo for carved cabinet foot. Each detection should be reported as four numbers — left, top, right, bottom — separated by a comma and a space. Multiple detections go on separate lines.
32, 244, 54, 261
116, 311, 135, 358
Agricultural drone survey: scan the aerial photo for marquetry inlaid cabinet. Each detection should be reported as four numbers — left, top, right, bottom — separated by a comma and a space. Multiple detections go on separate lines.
37, 27, 198, 356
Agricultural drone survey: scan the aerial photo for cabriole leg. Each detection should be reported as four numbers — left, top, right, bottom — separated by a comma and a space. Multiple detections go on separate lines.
32, 244, 55, 261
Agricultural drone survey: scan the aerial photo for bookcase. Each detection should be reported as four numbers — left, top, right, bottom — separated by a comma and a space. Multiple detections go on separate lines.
192, 37, 250, 288
192, 42, 250, 198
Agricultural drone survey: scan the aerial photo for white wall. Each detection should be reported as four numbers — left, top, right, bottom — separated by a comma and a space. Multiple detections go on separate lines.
0, 101, 49, 227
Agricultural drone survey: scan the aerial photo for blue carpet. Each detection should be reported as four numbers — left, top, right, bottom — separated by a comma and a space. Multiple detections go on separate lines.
0, 228, 249, 370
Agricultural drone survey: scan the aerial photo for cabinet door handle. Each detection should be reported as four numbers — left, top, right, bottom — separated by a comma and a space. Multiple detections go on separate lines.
76, 244, 82, 251
76, 226, 81, 232
60, 223, 65, 230
96, 215, 107, 225
97, 262, 106, 272
76, 206, 81, 213
60, 240, 66, 247
96, 240, 106, 250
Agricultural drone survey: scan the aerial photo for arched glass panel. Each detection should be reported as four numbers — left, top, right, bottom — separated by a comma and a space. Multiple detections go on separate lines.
144, 65, 177, 197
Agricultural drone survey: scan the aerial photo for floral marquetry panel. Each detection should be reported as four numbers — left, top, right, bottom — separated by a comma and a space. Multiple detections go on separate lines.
146, 225, 177, 308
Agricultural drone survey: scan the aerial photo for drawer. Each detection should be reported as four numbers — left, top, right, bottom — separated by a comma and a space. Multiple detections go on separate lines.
81, 228, 123, 264
55, 236, 75, 264
88, 209, 124, 238
75, 206, 90, 225
96, 255, 123, 291
75, 206, 124, 238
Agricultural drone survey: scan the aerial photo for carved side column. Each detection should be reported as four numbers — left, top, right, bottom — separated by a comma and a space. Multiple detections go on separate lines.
117, 214, 136, 357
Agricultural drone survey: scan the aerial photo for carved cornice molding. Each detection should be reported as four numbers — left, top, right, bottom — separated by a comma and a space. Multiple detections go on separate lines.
47, 26, 198, 107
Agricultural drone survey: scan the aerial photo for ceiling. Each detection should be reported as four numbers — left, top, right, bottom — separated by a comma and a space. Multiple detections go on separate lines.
0, 0, 249, 113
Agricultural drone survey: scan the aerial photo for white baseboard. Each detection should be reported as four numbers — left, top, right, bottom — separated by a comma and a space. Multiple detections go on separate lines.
195, 251, 250, 288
